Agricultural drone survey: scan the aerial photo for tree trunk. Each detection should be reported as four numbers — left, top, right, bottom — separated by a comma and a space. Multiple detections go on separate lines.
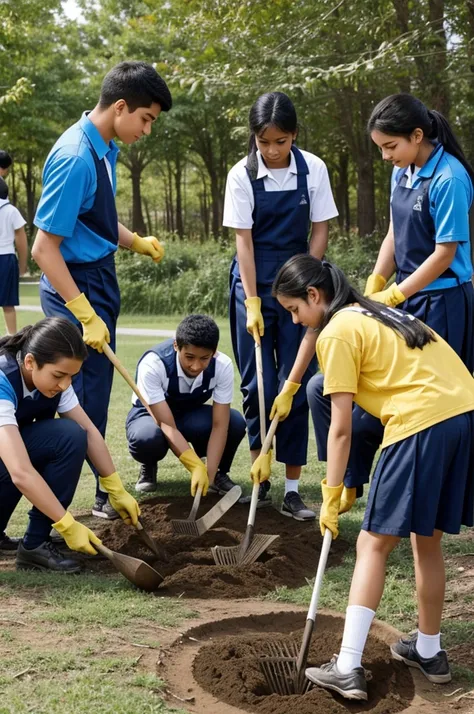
131, 169, 147, 234
335, 152, 350, 233
427, 0, 449, 115
20, 154, 36, 235
174, 152, 184, 238
356, 141, 375, 236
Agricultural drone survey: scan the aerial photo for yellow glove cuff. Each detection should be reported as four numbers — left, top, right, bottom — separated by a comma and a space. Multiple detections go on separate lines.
179, 448, 203, 474
283, 380, 301, 396
52, 511, 75, 533
99, 471, 123, 494
390, 284, 406, 306
244, 296, 262, 310
65, 293, 94, 321
364, 273, 387, 296
321, 478, 344, 504
130, 233, 146, 252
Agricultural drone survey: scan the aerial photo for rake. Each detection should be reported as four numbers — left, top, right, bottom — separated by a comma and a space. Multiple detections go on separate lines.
259, 529, 333, 695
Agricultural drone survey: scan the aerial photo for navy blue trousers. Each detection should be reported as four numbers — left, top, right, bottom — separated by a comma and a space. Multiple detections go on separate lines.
0, 419, 87, 548
230, 279, 316, 465
40, 255, 120, 497
126, 405, 247, 474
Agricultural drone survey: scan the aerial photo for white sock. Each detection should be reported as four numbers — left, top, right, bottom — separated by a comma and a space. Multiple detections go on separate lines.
337, 605, 376, 674
416, 631, 441, 659
285, 478, 299, 495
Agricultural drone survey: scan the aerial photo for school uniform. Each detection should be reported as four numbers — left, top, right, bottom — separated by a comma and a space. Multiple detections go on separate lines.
309, 143, 474, 489
0, 352, 87, 548
34, 112, 120, 494
317, 307, 474, 536
0, 198, 26, 307
224, 146, 338, 464
126, 339, 246, 472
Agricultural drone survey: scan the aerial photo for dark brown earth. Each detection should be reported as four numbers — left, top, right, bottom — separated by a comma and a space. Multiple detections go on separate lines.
91, 494, 347, 598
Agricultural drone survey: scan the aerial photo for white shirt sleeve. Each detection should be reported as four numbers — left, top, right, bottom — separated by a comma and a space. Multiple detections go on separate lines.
212, 355, 234, 404
11, 206, 26, 232
56, 385, 79, 413
0, 399, 18, 428
304, 154, 339, 222
222, 160, 254, 229
135, 352, 168, 406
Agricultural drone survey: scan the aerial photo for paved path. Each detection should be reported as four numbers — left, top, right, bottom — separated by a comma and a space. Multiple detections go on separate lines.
16, 305, 175, 338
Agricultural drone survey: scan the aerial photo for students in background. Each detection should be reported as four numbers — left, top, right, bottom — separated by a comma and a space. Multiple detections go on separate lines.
0, 151, 12, 178
0, 177, 28, 336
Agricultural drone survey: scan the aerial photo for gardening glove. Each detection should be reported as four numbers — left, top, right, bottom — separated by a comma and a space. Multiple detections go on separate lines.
130, 233, 165, 263
320, 478, 343, 539
244, 297, 264, 339
338, 486, 357, 515
65, 293, 110, 353
364, 273, 387, 296
99, 472, 141, 525
250, 450, 273, 484
270, 380, 301, 421
179, 448, 209, 496
52, 511, 102, 555
370, 283, 406, 308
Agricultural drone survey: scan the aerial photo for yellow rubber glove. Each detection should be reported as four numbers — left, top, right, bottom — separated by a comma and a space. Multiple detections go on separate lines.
65, 293, 110, 353
364, 273, 387, 296
99, 472, 141, 525
320, 478, 344, 539
130, 233, 165, 263
270, 380, 301, 421
370, 283, 406, 307
244, 297, 264, 339
338, 486, 357, 515
52, 511, 102, 555
179, 448, 209, 496
250, 450, 273, 484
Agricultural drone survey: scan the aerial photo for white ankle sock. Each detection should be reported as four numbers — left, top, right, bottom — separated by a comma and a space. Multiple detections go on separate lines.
337, 605, 376, 674
285, 479, 299, 495
416, 631, 441, 659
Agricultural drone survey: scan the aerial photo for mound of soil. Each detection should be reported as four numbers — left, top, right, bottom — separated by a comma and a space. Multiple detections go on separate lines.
192, 611, 414, 714
92, 495, 347, 598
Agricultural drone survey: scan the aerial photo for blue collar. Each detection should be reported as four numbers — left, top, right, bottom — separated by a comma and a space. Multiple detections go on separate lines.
417, 143, 444, 179
79, 112, 119, 161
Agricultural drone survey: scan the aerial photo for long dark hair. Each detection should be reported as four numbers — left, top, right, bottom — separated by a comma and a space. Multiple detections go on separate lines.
272, 254, 435, 349
368, 93, 474, 184
247, 92, 298, 180
0, 317, 88, 367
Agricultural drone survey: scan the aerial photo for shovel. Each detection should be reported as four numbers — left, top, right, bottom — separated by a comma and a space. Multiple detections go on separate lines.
135, 517, 162, 558
95, 541, 164, 592
259, 529, 333, 695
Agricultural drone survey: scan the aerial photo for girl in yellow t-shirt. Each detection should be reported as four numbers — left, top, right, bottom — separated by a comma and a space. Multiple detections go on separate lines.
261, 253, 474, 701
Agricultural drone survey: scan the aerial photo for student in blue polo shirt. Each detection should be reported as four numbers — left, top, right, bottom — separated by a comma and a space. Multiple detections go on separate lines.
126, 315, 246, 496
308, 93, 474, 508
32, 61, 172, 519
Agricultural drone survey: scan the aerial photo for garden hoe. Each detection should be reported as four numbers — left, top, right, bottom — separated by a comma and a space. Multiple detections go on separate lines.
259, 529, 333, 695
95, 541, 164, 592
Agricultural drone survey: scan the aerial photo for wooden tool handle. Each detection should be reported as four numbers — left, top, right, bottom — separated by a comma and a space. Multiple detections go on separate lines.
255, 338, 266, 441
95, 542, 113, 559
103, 343, 157, 424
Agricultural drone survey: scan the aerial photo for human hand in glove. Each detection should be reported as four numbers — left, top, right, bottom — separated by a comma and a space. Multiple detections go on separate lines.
250, 450, 273, 484
179, 448, 209, 496
130, 233, 165, 263
320, 478, 343, 538
65, 293, 110, 352
52, 511, 102, 555
364, 273, 387, 296
270, 380, 301, 421
369, 283, 406, 307
338, 486, 357, 514
244, 297, 264, 339
99, 472, 141, 525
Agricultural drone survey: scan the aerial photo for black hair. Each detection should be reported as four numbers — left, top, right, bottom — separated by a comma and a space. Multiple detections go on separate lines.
99, 60, 172, 113
247, 92, 298, 180
175, 314, 219, 352
272, 254, 435, 350
0, 151, 12, 170
0, 317, 88, 367
368, 93, 474, 184
0, 177, 8, 200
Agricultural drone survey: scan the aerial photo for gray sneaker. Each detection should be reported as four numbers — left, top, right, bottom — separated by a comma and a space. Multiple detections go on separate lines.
390, 634, 451, 683
281, 491, 315, 521
208, 471, 238, 495
135, 464, 158, 493
92, 497, 119, 520
305, 656, 367, 701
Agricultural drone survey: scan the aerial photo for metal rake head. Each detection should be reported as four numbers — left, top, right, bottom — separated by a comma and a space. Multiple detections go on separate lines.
171, 519, 201, 536
259, 641, 312, 696
211, 533, 279, 566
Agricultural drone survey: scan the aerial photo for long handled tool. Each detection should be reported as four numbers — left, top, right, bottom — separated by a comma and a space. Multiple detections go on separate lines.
259, 529, 333, 695
95, 541, 164, 592
103, 343, 241, 538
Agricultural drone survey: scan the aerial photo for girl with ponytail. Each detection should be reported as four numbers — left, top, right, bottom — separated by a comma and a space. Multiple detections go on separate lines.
223, 92, 338, 519
0, 317, 139, 572
266, 254, 474, 700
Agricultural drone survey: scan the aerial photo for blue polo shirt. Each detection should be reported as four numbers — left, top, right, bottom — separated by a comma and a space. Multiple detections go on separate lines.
391, 144, 473, 290
34, 112, 120, 264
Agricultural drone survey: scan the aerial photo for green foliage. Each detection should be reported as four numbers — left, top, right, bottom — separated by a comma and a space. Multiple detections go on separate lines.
326, 230, 382, 292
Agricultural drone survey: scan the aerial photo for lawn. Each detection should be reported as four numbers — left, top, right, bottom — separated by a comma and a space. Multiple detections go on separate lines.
0, 289, 472, 712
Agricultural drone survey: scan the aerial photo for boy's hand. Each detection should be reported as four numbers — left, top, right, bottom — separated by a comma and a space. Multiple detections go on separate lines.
65, 293, 110, 352
244, 297, 264, 339
130, 233, 165, 263
179, 448, 209, 496
320, 479, 343, 538
52, 512, 102, 555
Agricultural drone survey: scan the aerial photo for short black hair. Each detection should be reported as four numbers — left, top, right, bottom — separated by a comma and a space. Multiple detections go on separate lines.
175, 315, 219, 352
0, 177, 8, 199
99, 61, 172, 112
0, 151, 12, 170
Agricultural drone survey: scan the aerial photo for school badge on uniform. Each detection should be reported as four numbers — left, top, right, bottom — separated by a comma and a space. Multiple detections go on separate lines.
299, 195, 308, 205
413, 195, 423, 212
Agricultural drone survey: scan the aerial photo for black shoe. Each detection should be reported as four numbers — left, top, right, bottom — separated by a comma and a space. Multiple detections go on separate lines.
91, 497, 119, 520
257, 480, 272, 509
135, 464, 158, 493
281, 491, 316, 521
305, 656, 368, 701
0, 533, 20, 551
208, 471, 238, 495
16, 540, 81, 573
390, 634, 451, 683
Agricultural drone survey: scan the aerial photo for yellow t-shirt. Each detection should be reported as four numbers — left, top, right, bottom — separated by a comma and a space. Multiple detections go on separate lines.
316, 307, 474, 448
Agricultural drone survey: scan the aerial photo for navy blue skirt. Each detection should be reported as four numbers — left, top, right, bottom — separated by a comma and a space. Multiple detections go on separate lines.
362, 411, 474, 537
0, 254, 19, 306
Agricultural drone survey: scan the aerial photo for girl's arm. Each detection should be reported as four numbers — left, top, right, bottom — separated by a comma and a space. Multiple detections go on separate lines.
309, 220, 329, 260
235, 229, 257, 298
397, 242, 457, 299
372, 221, 396, 281
60, 404, 116, 475
32, 230, 81, 302
326, 392, 353, 487
14, 227, 28, 276
287, 328, 317, 383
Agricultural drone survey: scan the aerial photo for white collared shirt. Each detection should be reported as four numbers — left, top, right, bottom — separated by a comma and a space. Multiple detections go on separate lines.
223, 148, 338, 229
0, 199, 26, 255
133, 350, 234, 407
